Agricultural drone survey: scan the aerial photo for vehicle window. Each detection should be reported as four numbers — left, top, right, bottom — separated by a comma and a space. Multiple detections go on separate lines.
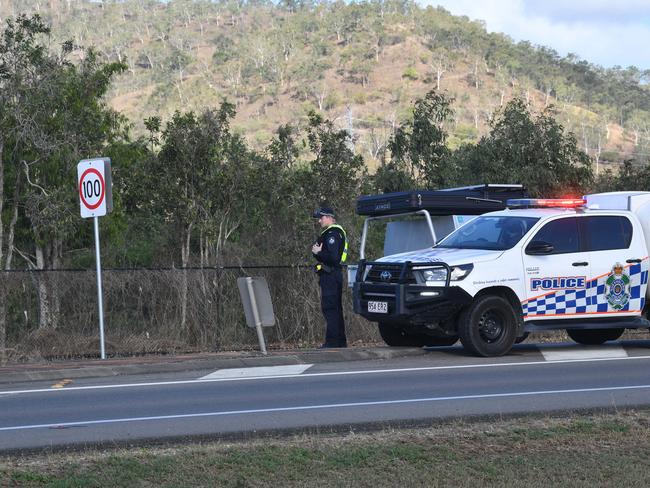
529, 217, 580, 254
583, 216, 633, 251
437, 216, 539, 250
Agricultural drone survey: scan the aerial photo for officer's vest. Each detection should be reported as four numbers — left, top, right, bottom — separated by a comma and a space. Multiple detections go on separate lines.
313, 224, 349, 274
321, 224, 348, 264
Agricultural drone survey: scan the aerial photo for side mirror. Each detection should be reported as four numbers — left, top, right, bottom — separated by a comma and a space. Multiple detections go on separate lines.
526, 240, 554, 255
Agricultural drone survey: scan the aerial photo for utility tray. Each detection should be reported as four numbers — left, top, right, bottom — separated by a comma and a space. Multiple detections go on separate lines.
356, 184, 527, 217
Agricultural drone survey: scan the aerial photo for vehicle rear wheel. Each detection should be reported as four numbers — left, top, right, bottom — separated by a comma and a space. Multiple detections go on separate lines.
566, 328, 625, 345
458, 295, 517, 357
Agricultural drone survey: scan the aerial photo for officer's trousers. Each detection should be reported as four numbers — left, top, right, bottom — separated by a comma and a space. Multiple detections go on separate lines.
318, 269, 346, 347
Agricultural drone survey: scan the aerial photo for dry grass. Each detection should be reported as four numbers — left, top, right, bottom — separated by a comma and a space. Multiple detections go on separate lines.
2, 410, 650, 487
1, 268, 380, 361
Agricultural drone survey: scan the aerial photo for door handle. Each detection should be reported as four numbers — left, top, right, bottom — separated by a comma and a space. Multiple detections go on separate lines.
626, 258, 642, 264
572, 262, 589, 266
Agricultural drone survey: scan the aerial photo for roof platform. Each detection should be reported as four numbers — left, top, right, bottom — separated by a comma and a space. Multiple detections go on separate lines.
356, 184, 527, 217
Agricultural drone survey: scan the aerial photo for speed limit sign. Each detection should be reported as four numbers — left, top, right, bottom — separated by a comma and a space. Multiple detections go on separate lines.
77, 157, 114, 359
77, 158, 113, 218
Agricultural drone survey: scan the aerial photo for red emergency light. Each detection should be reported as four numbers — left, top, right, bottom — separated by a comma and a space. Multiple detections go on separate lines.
506, 198, 586, 208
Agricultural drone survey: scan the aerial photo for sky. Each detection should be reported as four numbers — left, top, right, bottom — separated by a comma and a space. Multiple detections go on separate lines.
426, 0, 650, 70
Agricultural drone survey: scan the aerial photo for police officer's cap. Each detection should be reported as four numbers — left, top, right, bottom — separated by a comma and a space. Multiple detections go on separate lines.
312, 206, 336, 218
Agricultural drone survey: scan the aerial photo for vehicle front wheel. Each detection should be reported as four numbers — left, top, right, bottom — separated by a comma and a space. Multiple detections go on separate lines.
566, 328, 624, 345
458, 295, 517, 357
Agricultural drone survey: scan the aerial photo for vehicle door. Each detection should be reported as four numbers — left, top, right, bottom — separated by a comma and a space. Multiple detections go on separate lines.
521, 216, 587, 321
580, 215, 648, 317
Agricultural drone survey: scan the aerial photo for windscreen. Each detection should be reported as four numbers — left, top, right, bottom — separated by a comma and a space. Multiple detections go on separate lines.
436, 216, 539, 250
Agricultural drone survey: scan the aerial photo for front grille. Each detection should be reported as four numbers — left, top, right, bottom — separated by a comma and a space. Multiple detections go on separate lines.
366, 264, 416, 284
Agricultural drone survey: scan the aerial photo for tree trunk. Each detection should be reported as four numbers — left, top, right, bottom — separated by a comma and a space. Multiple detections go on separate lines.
35, 244, 52, 329
5, 167, 22, 270
33, 238, 63, 329
0, 141, 6, 362
51, 238, 62, 328
0, 284, 6, 365
180, 224, 192, 339
0, 140, 4, 267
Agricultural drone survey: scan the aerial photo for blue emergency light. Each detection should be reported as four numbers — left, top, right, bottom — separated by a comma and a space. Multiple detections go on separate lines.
506, 198, 586, 208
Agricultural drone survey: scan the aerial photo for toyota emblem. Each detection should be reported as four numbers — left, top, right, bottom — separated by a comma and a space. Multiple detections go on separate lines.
380, 270, 392, 281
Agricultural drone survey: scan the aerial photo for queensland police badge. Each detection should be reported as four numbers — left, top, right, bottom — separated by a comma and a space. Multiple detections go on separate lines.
605, 262, 630, 310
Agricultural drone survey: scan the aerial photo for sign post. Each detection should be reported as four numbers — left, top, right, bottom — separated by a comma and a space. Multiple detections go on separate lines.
236, 276, 275, 355
77, 158, 113, 359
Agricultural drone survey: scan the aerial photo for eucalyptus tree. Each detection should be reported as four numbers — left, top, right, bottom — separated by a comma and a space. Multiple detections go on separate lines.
0, 14, 46, 359
142, 102, 252, 338
306, 110, 365, 218
387, 89, 455, 189
0, 14, 48, 274
455, 98, 593, 197
0, 14, 127, 330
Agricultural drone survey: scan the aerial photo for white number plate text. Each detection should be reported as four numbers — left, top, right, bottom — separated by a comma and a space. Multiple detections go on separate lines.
368, 301, 388, 313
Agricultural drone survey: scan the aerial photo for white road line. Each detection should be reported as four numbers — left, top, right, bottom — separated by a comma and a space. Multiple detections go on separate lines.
199, 364, 313, 380
2, 383, 650, 432
3, 355, 650, 397
542, 346, 628, 361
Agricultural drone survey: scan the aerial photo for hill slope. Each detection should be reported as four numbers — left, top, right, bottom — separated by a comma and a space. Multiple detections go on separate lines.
2, 0, 649, 168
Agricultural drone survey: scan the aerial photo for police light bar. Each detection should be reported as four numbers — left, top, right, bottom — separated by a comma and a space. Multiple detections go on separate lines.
506, 198, 586, 208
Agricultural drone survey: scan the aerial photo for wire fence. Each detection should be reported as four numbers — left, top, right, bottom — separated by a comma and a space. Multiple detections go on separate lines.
0, 266, 379, 362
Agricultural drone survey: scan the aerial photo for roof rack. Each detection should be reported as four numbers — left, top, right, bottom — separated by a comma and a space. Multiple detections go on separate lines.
356, 184, 527, 217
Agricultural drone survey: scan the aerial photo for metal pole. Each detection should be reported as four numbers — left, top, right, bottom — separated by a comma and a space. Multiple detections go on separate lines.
418, 209, 438, 244
94, 216, 106, 359
360, 218, 369, 260
245, 277, 267, 355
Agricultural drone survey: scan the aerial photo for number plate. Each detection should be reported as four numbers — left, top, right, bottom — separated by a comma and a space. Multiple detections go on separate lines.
368, 301, 388, 313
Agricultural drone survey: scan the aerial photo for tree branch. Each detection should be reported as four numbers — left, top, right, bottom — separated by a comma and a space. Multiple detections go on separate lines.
23, 160, 49, 196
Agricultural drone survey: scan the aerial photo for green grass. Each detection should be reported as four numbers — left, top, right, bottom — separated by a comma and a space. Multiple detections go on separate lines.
3, 411, 650, 487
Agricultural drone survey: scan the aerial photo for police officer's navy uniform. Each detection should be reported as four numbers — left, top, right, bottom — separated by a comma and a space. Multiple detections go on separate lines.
312, 209, 348, 348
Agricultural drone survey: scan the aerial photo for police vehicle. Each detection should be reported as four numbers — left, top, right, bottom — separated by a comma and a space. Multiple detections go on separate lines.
353, 189, 650, 357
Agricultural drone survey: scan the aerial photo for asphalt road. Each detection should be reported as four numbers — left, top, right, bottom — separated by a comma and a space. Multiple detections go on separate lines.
2, 341, 650, 451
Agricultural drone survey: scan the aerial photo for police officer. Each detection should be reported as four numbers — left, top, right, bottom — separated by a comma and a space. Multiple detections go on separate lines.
311, 206, 348, 348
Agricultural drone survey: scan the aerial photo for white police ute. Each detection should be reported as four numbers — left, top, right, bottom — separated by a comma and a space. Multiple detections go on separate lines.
353, 191, 650, 356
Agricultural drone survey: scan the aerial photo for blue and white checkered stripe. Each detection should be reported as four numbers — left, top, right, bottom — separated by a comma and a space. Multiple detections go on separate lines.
523, 260, 648, 318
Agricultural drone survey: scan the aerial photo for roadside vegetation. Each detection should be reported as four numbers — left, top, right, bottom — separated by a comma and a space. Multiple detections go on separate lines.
2, 411, 650, 486
1, 9, 650, 361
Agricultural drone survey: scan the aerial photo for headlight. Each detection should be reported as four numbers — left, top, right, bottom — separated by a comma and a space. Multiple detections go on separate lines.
421, 268, 447, 282
450, 263, 473, 280
417, 264, 473, 282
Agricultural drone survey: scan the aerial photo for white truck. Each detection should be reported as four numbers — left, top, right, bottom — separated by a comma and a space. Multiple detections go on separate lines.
352, 188, 650, 357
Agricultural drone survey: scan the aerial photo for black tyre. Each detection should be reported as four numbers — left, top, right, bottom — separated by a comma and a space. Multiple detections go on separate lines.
458, 295, 517, 357
566, 328, 625, 345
